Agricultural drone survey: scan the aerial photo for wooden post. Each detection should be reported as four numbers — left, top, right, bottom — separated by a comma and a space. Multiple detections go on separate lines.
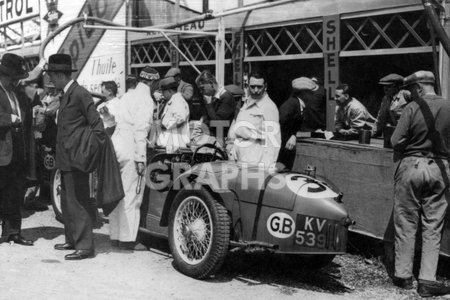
170, 35, 180, 68
323, 15, 340, 131
232, 28, 244, 87
440, 1, 450, 100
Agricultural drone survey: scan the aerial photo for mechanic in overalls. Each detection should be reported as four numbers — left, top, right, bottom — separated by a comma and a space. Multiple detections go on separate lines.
391, 71, 450, 297
98, 78, 153, 251
228, 70, 281, 170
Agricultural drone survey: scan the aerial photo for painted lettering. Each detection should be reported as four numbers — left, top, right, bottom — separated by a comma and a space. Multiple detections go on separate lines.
316, 218, 327, 232
326, 19, 336, 34
326, 36, 336, 51
326, 53, 336, 67
304, 216, 313, 231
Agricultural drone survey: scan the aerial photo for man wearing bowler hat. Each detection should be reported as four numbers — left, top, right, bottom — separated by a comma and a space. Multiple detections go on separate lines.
0, 53, 37, 246
373, 73, 410, 138
45, 54, 102, 260
391, 71, 450, 297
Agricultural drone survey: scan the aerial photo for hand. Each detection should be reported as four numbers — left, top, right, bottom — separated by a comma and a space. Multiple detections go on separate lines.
43, 96, 60, 116
135, 162, 145, 175
285, 135, 296, 150
338, 129, 350, 135
11, 114, 21, 126
203, 95, 213, 104
153, 90, 163, 102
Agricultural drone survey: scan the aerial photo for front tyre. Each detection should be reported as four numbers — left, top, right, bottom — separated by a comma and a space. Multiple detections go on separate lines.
50, 169, 63, 223
169, 187, 230, 279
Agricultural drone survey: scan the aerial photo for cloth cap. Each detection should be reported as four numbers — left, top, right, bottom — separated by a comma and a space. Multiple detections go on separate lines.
139, 66, 160, 81
165, 67, 181, 78
0, 53, 29, 79
403, 71, 435, 86
225, 84, 245, 97
159, 76, 178, 90
379, 73, 404, 85
43, 54, 77, 72
292, 77, 318, 91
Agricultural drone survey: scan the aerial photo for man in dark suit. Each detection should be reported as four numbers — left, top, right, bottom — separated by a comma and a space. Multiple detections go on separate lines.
0, 53, 35, 246
277, 77, 318, 170
45, 54, 102, 260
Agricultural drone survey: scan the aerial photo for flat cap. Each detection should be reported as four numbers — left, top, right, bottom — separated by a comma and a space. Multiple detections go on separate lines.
403, 70, 435, 86
139, 66, 160, 81
379, 73, 404, 85
159, 76, 178, 90
165, 67, 181, 78
292, 77, 318, 91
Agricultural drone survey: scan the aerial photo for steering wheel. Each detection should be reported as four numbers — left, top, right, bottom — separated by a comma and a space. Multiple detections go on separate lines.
191, 143, 228, 165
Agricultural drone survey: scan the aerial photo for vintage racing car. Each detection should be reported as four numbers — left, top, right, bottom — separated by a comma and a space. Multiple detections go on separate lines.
51, 143, 354, 279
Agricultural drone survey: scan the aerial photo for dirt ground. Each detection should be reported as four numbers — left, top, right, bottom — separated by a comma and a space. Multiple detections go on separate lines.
1, 201, 450, 300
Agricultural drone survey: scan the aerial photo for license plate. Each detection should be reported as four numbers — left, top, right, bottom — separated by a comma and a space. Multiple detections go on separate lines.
294, 214, 341, 250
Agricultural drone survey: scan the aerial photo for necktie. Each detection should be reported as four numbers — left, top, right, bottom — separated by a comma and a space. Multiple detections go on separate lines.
8, 91, 19, 116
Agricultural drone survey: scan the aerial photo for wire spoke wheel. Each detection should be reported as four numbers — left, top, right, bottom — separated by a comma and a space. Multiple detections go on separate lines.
174, 196, 212, 264
50, 169, 63, 223
169, 187, 230, 279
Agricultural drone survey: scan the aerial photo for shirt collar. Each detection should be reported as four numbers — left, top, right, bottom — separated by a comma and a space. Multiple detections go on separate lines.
213, 86, 225, 99
63, 79, 74, 94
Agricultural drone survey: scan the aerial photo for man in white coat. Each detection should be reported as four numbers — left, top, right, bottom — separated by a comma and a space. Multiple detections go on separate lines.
156, 77, 190, 153
99, 80, 153, 250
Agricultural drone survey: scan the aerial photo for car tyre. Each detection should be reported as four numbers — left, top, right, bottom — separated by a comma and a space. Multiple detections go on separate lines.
50, 169, 63, 223
169, 187, 230, 279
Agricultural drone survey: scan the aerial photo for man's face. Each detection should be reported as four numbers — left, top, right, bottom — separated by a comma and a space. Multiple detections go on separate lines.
334, 89, 348, 105
383, 84, 399, 97
248, 77, 266, 100
162, 89, 173, 101
47, 72, 63, 90
101, 85, 112, 100
198, 82, 216, 96
406, 83, 420, 100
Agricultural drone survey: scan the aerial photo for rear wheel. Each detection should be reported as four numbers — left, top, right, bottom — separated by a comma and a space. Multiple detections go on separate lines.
168, 188, 230, 279
50, 169, 63, 223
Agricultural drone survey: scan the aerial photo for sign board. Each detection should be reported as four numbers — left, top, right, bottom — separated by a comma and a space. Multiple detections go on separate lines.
0, 0, 39, 26
323, 14, 340, 131
41, 0, 126, 95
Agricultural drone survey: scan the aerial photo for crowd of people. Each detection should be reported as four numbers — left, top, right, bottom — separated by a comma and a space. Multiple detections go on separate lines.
1, 50, 450, 297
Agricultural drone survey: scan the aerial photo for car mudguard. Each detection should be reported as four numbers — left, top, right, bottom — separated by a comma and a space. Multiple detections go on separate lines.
159, 168, 236, 227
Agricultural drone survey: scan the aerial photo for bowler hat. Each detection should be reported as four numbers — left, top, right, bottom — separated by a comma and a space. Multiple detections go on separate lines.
379, 73, 404, 85
159, 76, 178, 90
292, 77, 318, 91
0, 53, 29, 80
43, 54, 77, 72
165, 67, 181, 78
139, 66, 160, 81
403, 70, 435, 86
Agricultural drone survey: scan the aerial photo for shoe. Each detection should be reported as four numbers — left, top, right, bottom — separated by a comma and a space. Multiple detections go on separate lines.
392, 276, 413, 289
54, 243, 75, 250
7, 234, 33, 246
24, 200, 48, 212
119, 241, 148, 251
418, 280, 450, 297
65, 249, 95, 260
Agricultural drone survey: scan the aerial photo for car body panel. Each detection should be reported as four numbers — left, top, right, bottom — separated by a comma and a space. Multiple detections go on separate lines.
140, 148, 351, 255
